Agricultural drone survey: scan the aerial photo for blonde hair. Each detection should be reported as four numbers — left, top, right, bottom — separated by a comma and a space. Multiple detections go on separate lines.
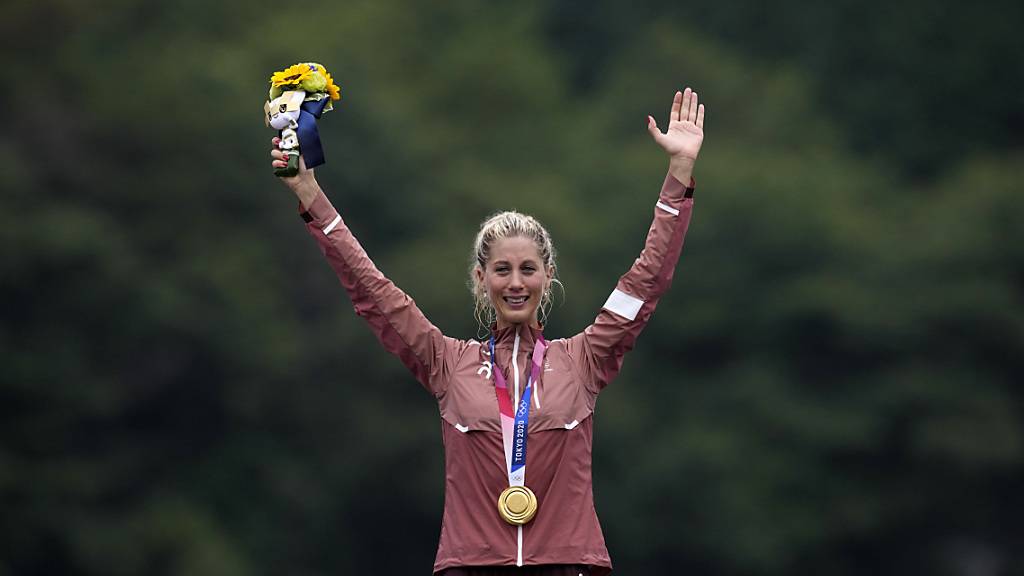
469, 211, 563, 333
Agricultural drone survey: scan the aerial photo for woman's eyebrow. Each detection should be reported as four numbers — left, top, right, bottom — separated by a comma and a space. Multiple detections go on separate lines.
492, 257, 539, 267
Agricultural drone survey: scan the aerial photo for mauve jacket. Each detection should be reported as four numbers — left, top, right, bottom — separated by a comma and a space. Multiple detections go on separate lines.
299, 172, 695, 575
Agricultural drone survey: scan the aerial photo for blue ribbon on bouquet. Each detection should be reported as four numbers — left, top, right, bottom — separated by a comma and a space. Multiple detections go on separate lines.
297, 97, 331, 169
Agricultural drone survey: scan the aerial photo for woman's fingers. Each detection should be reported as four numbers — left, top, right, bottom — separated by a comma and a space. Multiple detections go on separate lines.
669, 87, 703, 126
270, 145, 289, 168
670, 87, 703, 124
271, 137, 283, 167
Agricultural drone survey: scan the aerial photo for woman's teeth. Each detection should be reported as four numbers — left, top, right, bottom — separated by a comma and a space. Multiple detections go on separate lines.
504, 296, 527, 304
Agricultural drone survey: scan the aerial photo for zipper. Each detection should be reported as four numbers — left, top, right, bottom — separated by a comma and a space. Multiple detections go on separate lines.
513, 329, 542, 410
517, 524, 524, 566
512, 329, 523, 566
512, 330, 521, 406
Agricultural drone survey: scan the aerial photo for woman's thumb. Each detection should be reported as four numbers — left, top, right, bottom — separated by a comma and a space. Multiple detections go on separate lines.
646, 115, 664, 144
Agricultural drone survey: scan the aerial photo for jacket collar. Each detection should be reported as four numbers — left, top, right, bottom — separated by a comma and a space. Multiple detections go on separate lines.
490, 323, 543, 348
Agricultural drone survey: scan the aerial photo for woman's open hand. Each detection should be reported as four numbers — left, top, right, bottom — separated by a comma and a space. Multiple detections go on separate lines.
647, 88, 705, 184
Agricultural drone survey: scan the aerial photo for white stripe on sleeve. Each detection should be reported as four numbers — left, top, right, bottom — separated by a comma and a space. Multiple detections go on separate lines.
603, 288, 644, 321
656, 201, 679, 216
323, 214, 342, 235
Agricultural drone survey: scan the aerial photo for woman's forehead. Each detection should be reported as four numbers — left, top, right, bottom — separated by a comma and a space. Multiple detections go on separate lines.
489, 236, 542, 261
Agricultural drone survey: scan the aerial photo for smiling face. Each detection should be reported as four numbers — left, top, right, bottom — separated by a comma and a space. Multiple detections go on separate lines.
475, 236, 553, 330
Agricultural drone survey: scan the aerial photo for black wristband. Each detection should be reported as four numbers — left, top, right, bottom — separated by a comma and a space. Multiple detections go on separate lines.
684, 177, 696, 199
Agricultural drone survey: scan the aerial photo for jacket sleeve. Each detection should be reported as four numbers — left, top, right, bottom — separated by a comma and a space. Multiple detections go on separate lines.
299, 188, 458, 396
566, 171, 695, 394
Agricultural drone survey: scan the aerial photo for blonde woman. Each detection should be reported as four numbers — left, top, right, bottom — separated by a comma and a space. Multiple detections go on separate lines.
271, 88, 706, 576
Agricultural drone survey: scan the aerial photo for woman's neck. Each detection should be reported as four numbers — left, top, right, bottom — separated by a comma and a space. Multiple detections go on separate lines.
495, 318, 541, 331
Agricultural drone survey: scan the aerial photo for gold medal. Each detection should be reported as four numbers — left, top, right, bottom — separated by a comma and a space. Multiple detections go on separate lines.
497, 485, 538, 525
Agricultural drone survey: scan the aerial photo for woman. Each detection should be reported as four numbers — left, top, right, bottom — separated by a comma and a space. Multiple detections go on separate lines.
271, 88, 706, 575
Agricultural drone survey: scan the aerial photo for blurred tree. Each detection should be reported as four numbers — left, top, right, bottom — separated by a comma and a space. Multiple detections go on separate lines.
1, 0, 1020, 575
542, 0, 1024, 180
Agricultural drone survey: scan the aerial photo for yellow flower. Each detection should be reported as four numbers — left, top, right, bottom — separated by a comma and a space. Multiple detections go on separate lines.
269, 63, 313, 88
324, 69, 341, 101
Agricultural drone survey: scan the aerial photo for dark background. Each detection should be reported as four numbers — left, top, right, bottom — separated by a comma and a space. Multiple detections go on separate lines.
3, 0, 1023, 574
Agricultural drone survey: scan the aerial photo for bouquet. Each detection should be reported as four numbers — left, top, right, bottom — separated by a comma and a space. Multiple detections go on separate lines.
264, 62, 341, 177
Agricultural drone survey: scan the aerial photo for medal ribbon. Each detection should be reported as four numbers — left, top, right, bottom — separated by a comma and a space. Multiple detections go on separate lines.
489, 330, 547, 487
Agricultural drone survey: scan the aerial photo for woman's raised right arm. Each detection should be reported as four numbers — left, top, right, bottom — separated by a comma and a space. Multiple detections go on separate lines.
272, 142, 459, 396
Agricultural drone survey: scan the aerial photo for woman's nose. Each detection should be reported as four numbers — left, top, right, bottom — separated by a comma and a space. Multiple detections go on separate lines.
509, 271, 525, 289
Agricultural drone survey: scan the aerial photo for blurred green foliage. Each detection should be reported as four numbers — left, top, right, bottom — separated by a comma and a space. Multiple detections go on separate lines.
2, 0, 1022, 574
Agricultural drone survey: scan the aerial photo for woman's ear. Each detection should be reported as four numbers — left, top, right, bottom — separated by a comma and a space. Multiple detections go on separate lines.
474, 265, 485, 287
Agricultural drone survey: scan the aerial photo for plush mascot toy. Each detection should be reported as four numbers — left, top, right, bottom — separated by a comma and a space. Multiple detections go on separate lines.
265, 62, 341, 177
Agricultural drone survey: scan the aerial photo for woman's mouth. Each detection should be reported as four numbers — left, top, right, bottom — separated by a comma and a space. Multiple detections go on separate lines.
503, 295, 528, 308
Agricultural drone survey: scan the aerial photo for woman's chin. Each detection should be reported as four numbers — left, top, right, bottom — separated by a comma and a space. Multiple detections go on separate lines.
497, 310, 538, 329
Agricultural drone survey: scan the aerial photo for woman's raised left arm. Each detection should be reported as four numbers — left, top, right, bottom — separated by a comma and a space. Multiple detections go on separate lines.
566, 88, 706, 392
